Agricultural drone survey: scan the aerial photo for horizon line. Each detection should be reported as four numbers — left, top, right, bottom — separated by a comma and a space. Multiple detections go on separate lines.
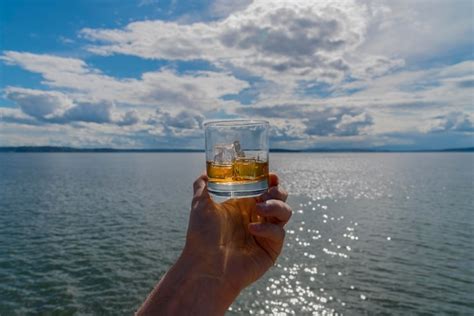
0, 146, 473, 153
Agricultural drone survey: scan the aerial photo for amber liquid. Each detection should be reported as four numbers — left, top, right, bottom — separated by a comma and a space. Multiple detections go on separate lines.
207, 159, 269, 183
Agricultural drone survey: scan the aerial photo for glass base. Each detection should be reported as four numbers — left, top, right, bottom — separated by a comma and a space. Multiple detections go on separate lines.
208, 179, 268, 201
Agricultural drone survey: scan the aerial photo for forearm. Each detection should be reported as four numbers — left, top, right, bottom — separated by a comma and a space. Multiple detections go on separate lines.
136, 251, 240, 316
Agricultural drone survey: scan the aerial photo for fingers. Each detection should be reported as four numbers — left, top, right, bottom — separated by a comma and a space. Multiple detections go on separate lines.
269, 173, 279, 187
260, 185, 288, 202
248, 222, 285, 242
256, 200, 292, 224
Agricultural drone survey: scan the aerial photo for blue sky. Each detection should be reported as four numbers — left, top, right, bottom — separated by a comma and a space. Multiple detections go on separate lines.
0, 0, 473, 149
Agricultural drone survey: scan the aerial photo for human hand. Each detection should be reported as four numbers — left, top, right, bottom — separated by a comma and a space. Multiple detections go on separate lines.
183, 172, 292, 298
136, 173, 291, 316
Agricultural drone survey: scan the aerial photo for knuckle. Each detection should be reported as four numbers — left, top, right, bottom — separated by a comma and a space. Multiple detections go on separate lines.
193, 177, 203, 190
260, 192, 270, 201
269, 187, 280, 197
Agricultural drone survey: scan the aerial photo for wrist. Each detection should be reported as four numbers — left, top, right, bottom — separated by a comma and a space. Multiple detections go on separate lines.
138, 249, 241, 316
178, 247, 242, 304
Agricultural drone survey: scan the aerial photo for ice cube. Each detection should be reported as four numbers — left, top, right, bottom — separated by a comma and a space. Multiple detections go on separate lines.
213, 144, 236, 164
233, 140, 245, 158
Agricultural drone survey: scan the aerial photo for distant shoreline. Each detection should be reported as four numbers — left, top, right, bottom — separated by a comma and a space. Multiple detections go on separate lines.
0, 146, 473, 153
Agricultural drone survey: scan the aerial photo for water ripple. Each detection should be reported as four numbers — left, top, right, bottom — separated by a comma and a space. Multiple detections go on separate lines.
0, 153, 473, 315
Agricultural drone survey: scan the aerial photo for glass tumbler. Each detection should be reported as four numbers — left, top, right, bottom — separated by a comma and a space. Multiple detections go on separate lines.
204, 120, 269, 200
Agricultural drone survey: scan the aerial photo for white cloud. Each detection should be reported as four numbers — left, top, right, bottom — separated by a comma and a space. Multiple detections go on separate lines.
137, 0, 160, 7
80, 0, 404, 87
1, 51, 248, 111
428, 112, 474, 133
1, 51, 89, 74
360, 0, 473, 61
210, 0, 252, 18
2, 57, 472, 148
1, 0, 473, 149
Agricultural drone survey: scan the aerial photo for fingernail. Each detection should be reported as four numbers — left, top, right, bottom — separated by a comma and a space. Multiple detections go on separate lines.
256, 202, 268, 211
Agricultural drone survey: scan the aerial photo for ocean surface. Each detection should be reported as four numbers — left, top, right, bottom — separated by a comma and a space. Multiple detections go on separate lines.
0, 153, 473, 315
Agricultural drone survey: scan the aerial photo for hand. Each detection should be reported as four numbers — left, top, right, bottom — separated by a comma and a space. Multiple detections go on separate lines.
184, 172, 292, 296
136, 173, 291, 316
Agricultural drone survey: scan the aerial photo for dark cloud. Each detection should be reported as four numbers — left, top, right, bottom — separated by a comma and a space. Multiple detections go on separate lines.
304, 109, 373, 137
5, 88, 117, 125
117, 110, 140, 126
58, 102, 113, 124
218, 9, 352, 80
143, 87, 195, 107
220, 11, 345, 57
240, 104, 373, 137
456, 79, 474, 89
0, 113, 43, 126
269, 123, 304, 142
142, 109, 204, 139
5, 88, 71, 120
156, 109, 204, 130
431, 112, 474, 133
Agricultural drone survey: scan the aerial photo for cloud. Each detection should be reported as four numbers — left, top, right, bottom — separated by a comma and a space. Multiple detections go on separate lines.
137, 0, 159, 7
117, 110, 140, 126
143, 109, 204, 139
1, 0, 473, 149
430, 112, 474, 133
210, 0, 253, 18
0, 51, 90, 77
360, 0, 473, 62
302, 108, 373, 137
335, 112, 373, 136
158, 109, 204, 130
4, 87, 73, 120
239, 104, 373, 138
1, 51, 248, 111
456, 79, 474, 89
327, 60, 474, 120
80, 0, 403, 86
375, 130, 474, 150
3, 87, 115, 124
0, 108, 43, 126
60, 102, 114, 124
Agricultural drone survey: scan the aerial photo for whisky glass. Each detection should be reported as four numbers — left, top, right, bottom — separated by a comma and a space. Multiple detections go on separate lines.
204, 120, 269, 200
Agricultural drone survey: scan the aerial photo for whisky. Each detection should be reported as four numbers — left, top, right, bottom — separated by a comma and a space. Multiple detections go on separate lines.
204, 120, 269, 198
207, 158, 269, 183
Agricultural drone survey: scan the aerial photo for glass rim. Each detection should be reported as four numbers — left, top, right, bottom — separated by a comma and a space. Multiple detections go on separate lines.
203, 119, 269, 128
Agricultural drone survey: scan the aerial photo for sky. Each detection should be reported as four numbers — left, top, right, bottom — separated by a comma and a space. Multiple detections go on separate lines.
0, 0, 473, 150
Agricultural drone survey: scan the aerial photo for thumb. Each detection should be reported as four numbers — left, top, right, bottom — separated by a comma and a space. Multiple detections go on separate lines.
193, 173, 210, 198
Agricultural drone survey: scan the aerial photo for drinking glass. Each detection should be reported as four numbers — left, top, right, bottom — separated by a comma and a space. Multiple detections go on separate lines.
204, 120, 269, 200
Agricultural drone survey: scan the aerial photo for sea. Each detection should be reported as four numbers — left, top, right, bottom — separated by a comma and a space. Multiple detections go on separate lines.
0, 153, 473, 315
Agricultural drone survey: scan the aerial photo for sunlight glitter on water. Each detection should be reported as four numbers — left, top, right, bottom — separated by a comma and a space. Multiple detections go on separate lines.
2, 153, 472, 315
231, 196, 362, 315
